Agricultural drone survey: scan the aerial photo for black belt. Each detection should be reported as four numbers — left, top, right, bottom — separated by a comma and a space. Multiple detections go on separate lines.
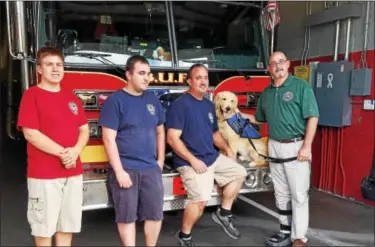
272, 136, 304, 143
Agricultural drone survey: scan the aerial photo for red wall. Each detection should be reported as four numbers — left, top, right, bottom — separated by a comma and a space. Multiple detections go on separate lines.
289, 50, 375, 206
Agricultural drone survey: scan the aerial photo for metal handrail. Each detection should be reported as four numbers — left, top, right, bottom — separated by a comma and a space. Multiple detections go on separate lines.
5, 1, 20, 60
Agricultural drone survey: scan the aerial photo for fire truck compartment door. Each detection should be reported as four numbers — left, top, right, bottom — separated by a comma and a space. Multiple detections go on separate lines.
80, 145, 108, 163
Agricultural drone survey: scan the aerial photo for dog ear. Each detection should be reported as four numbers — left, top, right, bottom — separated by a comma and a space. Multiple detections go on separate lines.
213, 93, 221, 110
229, 93, 238, 113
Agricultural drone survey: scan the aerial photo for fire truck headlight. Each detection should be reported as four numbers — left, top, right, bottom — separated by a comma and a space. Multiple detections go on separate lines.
245, 171, 257, 188
88, 121, 101, 138
263, 172, 272, 185
75, 92, 97, 110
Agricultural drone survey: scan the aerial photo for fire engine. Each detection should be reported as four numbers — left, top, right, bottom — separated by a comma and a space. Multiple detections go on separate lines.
2, 1, 274, 211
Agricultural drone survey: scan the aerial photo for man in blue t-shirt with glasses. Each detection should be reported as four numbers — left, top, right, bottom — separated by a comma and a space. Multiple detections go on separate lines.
166, 63, 247, 246
99, 55, 165, 246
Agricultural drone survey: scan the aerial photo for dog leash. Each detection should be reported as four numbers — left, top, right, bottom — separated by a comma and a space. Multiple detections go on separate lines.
230, 114, 298, 164
246, 138, 298, 164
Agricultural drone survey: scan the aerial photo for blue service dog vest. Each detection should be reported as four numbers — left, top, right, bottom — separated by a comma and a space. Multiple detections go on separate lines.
226, 113, 261, 139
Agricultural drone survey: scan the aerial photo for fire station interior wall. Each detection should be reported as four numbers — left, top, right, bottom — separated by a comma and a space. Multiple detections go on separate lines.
276, 1, 375, 206
277, 1, 374, 60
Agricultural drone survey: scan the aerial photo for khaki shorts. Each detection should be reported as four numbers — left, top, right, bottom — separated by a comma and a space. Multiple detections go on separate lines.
27, 175, 83, 237
177, 154, 247, 203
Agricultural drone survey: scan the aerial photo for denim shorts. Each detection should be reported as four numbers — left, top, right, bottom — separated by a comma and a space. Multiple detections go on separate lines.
108, 166, 164, 223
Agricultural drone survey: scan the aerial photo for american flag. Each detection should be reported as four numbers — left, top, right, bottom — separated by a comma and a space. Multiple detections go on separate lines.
264, 1, 281, 31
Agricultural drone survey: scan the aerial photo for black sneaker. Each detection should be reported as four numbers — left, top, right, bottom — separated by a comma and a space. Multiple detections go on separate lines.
211, 208, 241, 239
176, 231, 196, 247
266, 232, 292, 247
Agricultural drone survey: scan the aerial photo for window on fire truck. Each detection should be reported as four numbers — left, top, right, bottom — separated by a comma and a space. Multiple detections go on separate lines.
40, 1, 172, 68
170, 2, 266, 70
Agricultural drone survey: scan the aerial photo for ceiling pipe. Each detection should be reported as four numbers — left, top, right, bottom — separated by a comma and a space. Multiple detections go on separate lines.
344, 17, 351, 60
333, 1, 340, 61
363, 1, 370, 52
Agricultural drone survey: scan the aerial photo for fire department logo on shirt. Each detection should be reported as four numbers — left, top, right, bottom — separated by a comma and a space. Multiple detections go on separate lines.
147, 104, 155, 115
208, 112, 214, 124
283, 92, 294, 101
68, 102, 78, 115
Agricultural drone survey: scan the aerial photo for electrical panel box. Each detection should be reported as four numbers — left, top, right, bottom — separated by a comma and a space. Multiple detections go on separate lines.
314, 61, 353, 127
350, 68, 372, 96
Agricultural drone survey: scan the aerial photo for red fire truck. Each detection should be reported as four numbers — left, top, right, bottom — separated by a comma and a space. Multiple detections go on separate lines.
2, 1, 273, 211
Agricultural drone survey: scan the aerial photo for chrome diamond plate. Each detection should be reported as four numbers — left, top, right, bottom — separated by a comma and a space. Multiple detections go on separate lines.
163, 196, 223, 211
82, 177, 113, 211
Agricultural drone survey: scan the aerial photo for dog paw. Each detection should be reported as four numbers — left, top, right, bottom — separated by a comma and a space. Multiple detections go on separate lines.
248, 161, 256, 167
238, 155, 246, 161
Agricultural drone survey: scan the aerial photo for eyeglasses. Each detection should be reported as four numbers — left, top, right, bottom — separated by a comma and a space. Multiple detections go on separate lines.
269, 59, 287, 68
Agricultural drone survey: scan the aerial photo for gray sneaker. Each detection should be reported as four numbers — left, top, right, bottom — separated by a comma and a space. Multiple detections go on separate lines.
211, 208, 241, 239
176, 231, 196, 247
266, 232, 292, 247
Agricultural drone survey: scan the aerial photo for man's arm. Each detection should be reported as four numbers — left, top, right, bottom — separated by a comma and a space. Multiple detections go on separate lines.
240, 112, 264, 125
247, 93, 267, 124
156, 124, 165, 168
298, 83, 320, 161
213, 131, 234, 158
297, 116, 318, 162
102, 127, 125, 174
18, 90, 66, 156
22, 128, 65, 156
167, 128, 196, 163
167, 128, 208, 173
302, 117, 319, 148
60, 124, 90, 166
73, 124, 89, 153
102, 127, 133, 188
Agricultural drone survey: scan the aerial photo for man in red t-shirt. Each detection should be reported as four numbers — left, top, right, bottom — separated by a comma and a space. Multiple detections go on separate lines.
17, 47, 89, 246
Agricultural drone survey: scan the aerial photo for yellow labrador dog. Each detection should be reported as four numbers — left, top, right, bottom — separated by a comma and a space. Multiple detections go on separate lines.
214, 91, 268, 167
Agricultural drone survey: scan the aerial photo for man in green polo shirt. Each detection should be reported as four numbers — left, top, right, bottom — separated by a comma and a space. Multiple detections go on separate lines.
247, 51, 319, 247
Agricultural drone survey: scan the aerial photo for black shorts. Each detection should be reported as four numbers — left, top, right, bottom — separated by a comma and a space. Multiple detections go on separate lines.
108, 166, 164, 223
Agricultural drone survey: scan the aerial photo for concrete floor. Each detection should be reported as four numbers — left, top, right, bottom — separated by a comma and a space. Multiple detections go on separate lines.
1, 139, 374, 246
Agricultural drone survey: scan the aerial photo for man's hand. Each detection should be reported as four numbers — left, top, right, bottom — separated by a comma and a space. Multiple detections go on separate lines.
116, 170, 133, 188
297, 145, 312, 162
243, 113, 256, 123
225, 148, 236, 161
157, 159, 164, 170
190, 158, 207, 174
60, 147, 80, 169
240, 112, 263, 125
64, 160, 77, 169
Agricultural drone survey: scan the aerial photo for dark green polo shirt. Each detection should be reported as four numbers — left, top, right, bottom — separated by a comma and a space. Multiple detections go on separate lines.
255, 74, 319, 141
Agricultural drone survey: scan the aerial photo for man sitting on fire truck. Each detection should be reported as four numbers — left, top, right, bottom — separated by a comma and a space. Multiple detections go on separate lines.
166, 63, 247, 246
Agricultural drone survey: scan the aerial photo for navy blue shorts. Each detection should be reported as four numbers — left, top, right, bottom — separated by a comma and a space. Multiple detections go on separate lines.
108, 166, 164, 223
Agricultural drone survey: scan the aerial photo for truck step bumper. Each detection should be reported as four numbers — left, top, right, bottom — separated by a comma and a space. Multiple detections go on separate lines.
82, 166, 273, 211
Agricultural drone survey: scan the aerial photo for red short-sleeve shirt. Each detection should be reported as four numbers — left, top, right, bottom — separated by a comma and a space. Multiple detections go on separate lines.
17, 86, 88, 179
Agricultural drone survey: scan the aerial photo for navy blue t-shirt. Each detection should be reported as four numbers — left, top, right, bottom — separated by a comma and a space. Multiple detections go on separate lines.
99, 89, 165, 170
165, 93, 219, 169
